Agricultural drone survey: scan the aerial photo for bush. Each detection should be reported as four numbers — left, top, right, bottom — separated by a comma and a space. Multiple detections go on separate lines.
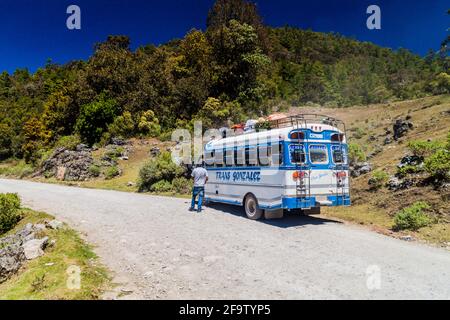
424, 149, 450, 182
138, 110, 161, 137
88, 165, 101, 177
150, 180, 173, 193
75, 94, 118, 146
108, 111, 135, 138
394, 202, 432, 231
104, 166, 120, 180
407, 140, 445, 158
172, 177, 193, 194
54, 135, 81, 151
397, 165, 423, 178
138, 152, 185, 192
368, 170, 389, 190
104, 146, 124, 160
352, 127, 366, 139
348, 143, 366, 164
0, 193, 21, 234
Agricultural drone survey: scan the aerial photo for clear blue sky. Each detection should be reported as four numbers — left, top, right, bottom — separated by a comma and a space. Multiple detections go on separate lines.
0, 0, 448, 73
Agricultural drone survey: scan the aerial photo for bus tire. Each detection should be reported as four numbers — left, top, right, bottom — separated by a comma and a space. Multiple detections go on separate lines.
244, 194, 263, 220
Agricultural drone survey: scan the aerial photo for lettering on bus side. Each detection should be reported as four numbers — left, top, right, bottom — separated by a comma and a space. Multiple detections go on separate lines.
216, 171, 261, 183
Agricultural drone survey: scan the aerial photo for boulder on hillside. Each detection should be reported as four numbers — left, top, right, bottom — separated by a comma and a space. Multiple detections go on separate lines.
0, 244, 25, 283
23, 237, 49, 260
41, 147, 94, 181
350, 162, 372, 178
393, 118, 413, 141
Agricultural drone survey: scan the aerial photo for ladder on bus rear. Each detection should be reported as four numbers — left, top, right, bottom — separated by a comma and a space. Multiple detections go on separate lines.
294, 117, 311, 209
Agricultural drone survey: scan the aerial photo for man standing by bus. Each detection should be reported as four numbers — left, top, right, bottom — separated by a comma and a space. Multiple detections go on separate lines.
189, 164, 208, 213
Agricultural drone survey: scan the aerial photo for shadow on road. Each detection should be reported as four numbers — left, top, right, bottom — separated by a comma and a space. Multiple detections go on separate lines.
206, 202, 342, 229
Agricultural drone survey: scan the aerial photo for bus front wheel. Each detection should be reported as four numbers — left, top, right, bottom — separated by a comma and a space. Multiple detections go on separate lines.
244, 195, 263, 220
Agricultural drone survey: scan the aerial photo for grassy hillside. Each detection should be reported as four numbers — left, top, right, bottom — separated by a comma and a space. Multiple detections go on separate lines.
303, 95, 449, 245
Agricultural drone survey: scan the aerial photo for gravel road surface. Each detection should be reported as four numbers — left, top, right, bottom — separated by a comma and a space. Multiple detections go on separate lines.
0, 179, 449, 299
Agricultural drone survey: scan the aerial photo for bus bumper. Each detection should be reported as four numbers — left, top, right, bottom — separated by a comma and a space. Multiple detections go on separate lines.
282, 195, 351, 209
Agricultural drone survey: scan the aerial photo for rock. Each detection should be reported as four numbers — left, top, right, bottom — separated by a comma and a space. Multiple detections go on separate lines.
76, 144, 91, 152
41, 147, 95, 181
16, 223, 34, 239
384, 136, 393, 145
34, 224, 46, 231
150, 147, 160, 157
387, 176, 414, 191
23, 237, 49, 260
387, 176, 402, 191
0, 244, 25, 283
393, 118, 413, 141
47, 220, 63, 230
400, 235, 414, 242
398, 155, 423, 168
127, 181, 135, 187
350, 162, 372, 178
119, 156, 129, 161
56, 166, 67, 181
111, 137, 127, 146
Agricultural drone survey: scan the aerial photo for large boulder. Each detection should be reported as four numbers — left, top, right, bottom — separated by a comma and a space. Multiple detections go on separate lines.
393, 118, 413, 140
398, 155, 424, 168
0, 244, 25, 283
23, 237, 49, 260
350, 162, 373, 178
41, 147, 94, 181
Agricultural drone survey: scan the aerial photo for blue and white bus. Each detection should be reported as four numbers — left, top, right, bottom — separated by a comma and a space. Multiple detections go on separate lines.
204, 114, 351, 220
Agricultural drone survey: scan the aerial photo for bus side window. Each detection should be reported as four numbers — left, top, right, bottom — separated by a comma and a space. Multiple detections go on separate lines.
246, 147, 258, 167
215, 149, 224, 167
205, 150, 215, 167
235, 147, 245, 166
225, 148, 234, 167
258, 146, 270, 166
271, 143, 283, 166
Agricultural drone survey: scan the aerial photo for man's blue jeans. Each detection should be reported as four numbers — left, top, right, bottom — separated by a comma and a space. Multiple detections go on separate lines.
191, 186, 205, 211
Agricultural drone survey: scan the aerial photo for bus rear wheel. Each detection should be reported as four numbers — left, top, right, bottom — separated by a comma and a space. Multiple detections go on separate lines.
244, 195, 263, 220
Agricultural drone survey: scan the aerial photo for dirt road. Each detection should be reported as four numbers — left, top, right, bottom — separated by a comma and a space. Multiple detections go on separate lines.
0, 179, 449, 299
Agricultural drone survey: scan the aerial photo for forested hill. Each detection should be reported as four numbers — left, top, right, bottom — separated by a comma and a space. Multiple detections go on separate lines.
0, 0, 449, 163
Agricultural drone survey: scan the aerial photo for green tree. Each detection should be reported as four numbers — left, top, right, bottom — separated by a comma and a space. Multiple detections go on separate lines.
75, 94, 118, 145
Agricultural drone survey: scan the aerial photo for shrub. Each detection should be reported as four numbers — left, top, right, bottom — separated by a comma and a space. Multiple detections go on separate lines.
0, 193, 21, 234
138, 152, 185, 192
348, 143, 366, 164
394, 201, 432, 231
54, 135, 81, 151
138, 110, 161, 137
397, 165, 423, 178
424, 149, 450, 182
407, 140, 445, 158
150, 180, 173, 193
75, 94, 118, 146
88, 165, 101, 177
352, 127, 366, 139
108, 111, 135, 138
104, 166, 120, 180
104, 146, 124, 160
368, 170, 389, 190
172, 177, 193, 194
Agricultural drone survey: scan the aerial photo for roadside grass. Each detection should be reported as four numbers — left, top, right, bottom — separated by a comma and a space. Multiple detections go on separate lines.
323, 204, 450, 246
0, 160, 34, 179
0, 209, 110, 300
323, 204, 394, 229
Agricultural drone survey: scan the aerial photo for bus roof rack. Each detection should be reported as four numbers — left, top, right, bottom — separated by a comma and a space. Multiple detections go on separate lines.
269, 114, 345, 131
